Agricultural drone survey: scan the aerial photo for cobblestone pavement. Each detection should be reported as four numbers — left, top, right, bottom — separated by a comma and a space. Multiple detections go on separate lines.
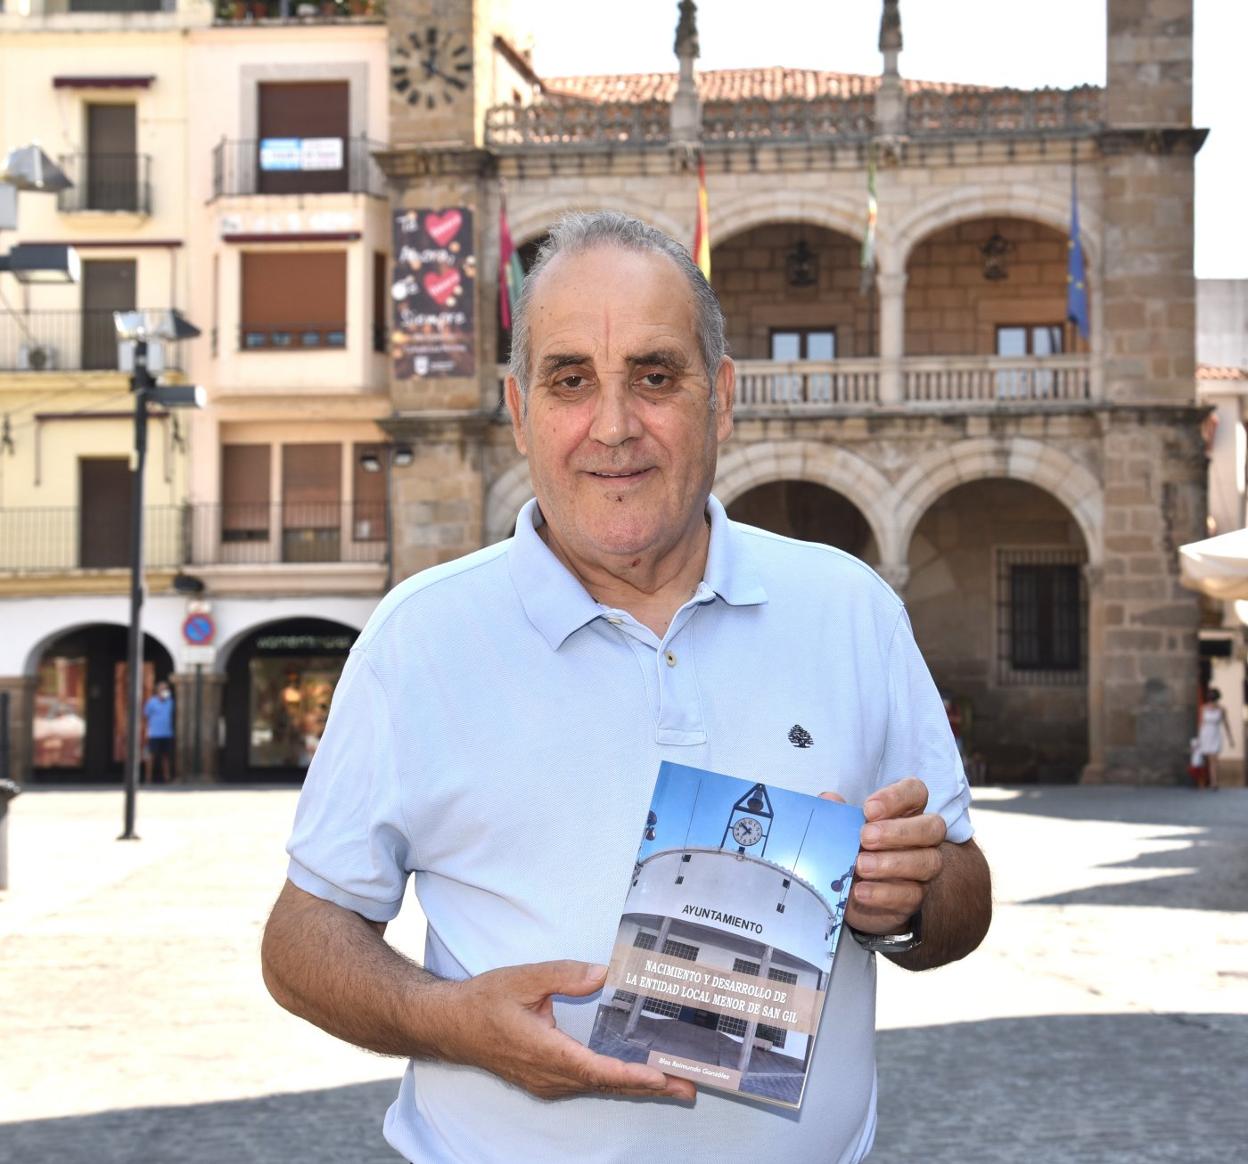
1, 784, 1245, 1162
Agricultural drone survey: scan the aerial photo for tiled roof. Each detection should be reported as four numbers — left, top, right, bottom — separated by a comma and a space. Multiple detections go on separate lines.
1198, 364, 1248, 381
542, 67, 986, 105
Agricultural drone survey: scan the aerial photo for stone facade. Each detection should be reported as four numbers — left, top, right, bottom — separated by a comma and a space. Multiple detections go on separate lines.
372, 0, 1206, 784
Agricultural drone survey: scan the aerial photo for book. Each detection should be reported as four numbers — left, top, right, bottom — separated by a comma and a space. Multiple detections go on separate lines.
587, 761, 865, 1110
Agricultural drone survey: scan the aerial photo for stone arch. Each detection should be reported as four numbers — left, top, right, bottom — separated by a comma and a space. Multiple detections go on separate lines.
709, 189, 866, 249
893, 437, 1103, 565
886, 184, 1102, 277
484, 457, 535, 544
22, 619, 178, 677
507, 193, 685, 249
714, 441, 895, 564
214, 611, 365, 675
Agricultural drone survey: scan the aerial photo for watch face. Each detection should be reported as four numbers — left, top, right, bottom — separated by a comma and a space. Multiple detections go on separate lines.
732, 816, 763, 847
391, 25, 472, 109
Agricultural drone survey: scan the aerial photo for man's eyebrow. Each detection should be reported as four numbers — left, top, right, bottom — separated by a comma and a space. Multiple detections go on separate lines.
537, 353, 591, 378
626, 349, 691, 371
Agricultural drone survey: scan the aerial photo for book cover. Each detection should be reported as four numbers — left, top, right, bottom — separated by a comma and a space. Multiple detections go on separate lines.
588, 761, 865, 1109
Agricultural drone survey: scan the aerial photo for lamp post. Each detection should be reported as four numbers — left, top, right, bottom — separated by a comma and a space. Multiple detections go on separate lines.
359, 442, 413, 592
115, 310, 204, 842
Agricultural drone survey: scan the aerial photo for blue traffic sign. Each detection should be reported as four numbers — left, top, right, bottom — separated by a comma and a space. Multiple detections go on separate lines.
182, 613, 215, 645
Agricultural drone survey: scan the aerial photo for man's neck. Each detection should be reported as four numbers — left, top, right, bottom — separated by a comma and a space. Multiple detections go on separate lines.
538, 517, 710, 639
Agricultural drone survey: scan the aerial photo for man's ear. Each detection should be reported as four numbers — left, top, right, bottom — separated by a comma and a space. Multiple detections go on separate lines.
504, 376, 527, 455
714, 357, 735, 444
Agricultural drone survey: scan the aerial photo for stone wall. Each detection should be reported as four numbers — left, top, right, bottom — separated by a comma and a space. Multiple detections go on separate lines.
904, 219, 1084, 356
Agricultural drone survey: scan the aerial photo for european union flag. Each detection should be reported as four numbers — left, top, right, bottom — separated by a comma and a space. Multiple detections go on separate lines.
1067, 173, 1089, 341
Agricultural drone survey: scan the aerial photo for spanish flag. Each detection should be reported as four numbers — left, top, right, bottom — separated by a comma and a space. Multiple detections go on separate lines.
693, 155, 711, 281
499, 189, 525, 332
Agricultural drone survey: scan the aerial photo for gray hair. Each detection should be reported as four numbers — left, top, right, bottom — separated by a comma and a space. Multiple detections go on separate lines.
507, 210, 728, 406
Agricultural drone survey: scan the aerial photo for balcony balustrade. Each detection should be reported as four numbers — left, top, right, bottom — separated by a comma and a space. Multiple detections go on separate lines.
485, 85, 1102, 150
734, 359, 881, 408
56, 154, 152, 215
0, 308, 184, 372
211, 136, 386, 199
0, 502, 388, 574
902, 355, 1092, 405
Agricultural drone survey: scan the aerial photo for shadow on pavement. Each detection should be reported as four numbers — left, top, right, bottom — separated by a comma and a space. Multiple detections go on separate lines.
978, 787, 1248, 913
1, 1080, 400, 1164
876, 1012, 1246, 1164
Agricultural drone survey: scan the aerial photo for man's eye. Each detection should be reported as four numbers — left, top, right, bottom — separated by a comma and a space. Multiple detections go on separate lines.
558, 375, 586, 389
640, 373, 671, 388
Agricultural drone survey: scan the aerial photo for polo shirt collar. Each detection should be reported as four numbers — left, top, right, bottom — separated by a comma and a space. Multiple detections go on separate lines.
508, 493, 768, 651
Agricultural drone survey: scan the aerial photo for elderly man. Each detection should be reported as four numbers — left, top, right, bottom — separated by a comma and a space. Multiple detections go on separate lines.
261, 211, 990, 1162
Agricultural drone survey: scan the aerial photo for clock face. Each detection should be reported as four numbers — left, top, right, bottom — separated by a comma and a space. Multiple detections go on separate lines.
732, 817, 763, 847
391, 25, 472, 109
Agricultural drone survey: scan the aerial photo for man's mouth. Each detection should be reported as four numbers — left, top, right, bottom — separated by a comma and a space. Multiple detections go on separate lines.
588, 468, 650, 479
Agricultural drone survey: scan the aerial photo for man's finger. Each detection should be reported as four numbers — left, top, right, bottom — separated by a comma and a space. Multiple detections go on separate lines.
820, 791, 848, 804
855, 846, 944, 883
492, 959, 608, 1002
863, 776, 929, 822
859, 813, 947, 852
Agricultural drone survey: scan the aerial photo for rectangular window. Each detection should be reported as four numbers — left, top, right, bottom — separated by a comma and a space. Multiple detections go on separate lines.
79, 457, 131, 568
85, 103, 139, 212
352, 442, 386, 542
281, 443, 342, 562
240, 252, 347, 351
372, 252, 388, 354
995, 324, 1065, 398
998, 549, 1086, 685
770, 328, 836, 361
81, 259, 136, 370
257, 81, 349, 196
221, 444, 271, 542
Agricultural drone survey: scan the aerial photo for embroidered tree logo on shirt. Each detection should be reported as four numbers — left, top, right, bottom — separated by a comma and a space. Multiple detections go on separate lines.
788, 724, 814, 748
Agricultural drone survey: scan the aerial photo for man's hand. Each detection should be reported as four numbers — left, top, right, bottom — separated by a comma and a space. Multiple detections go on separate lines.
823, 776, 944, 935
821, 778, 991, 969
262, 883, 695, 1103
444, 961, 696, 1102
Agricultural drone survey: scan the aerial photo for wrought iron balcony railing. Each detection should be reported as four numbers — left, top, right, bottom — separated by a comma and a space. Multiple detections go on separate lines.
0, 308, 184, 373
0, 502, 389, 574
56, 154, 152, 215
212, 136, 386, 198
238, 322, 347, 351
213, 0, 384, 22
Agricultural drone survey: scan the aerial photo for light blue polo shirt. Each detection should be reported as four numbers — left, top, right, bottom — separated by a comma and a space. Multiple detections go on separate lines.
286, 495, 973, 1164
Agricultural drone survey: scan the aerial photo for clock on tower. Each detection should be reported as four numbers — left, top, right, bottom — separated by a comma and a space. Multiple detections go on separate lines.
391, 23, 473, 110
721, 782, 775, 856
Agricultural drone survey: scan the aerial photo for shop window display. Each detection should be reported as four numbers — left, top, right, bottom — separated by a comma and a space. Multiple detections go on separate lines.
248, 656, 340, 768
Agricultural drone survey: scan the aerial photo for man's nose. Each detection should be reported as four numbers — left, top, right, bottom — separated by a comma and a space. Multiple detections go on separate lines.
588, 378, 643, 447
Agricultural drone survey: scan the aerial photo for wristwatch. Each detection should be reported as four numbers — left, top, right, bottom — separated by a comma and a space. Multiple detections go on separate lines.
850, 911, 923, 954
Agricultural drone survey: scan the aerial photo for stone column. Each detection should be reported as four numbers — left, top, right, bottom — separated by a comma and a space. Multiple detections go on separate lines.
876, 271, 907, 405
0, 675, 35, 783
170, 669, 225, 783
1081, 564, 1106, 782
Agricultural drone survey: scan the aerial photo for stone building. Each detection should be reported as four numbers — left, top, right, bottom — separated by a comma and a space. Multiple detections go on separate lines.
376, 0, 1207, 785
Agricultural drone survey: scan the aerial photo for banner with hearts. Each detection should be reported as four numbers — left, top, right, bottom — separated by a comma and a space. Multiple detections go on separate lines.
391, 206, 477, 379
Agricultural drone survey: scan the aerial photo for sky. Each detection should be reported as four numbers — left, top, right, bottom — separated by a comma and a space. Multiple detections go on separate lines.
523, 0, 1246, 279
639, 763, 863, 897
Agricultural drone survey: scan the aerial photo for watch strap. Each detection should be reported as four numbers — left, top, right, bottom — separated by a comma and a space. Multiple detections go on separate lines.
849, 910, 923, 954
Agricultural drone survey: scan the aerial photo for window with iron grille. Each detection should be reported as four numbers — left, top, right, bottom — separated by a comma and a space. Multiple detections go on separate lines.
715, 959, 800, 1048
997, 548, 1086, 685
613, 932, 699, 1017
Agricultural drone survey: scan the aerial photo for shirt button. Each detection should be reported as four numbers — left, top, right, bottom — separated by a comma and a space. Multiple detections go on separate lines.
665, 651, 677, 667
607, 617, 622, 625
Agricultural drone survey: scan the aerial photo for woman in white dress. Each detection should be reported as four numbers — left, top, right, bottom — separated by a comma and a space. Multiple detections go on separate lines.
1197, 687, 1235, 790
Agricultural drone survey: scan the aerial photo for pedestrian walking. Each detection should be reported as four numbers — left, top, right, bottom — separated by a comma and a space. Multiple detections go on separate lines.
1197, 687, 1233, 790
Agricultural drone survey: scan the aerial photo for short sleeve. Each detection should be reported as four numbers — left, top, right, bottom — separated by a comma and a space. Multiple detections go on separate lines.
876, 608, 974, 843
285, 649, 413, 922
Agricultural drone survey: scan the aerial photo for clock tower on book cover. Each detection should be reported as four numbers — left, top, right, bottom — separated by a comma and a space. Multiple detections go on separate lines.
722, 782, 775, 856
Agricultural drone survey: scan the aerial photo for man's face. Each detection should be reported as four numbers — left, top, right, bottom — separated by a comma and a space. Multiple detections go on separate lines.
506, 245, 734, 569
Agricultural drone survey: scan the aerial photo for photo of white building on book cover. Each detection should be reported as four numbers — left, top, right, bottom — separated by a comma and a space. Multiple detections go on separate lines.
588, 761, 865, 1109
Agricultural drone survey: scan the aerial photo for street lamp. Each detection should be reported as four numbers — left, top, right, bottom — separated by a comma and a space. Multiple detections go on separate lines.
360, 442, 413, 591
116, 308, 204, 842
